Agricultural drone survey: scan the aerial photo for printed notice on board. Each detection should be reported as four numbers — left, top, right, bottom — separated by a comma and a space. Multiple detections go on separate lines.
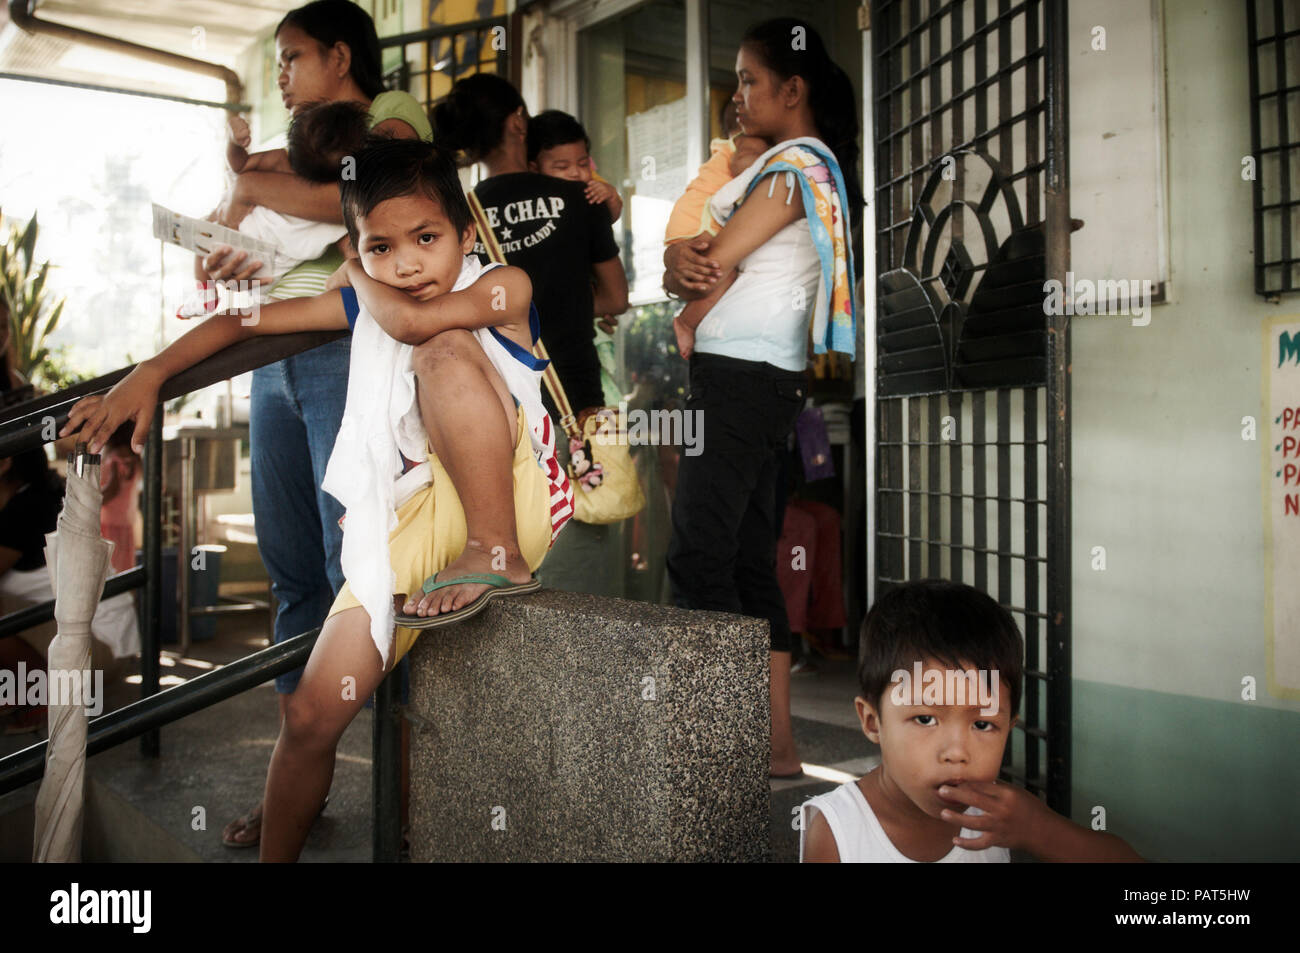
1264, 317, 1300, 697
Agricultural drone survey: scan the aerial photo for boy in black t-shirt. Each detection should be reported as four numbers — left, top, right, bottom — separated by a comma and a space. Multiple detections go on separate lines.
470, 169, 624, 415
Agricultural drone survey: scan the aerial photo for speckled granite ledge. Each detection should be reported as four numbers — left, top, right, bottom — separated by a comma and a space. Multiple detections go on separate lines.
406, 589, 770, 862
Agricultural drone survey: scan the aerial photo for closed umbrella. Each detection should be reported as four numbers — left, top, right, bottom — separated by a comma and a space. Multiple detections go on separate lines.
33, 445, 114, 863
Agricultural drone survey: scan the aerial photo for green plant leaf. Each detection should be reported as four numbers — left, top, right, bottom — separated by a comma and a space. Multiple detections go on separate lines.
17, 214, 37, 268
30, 260, 48, 303
44, 298, 64, 339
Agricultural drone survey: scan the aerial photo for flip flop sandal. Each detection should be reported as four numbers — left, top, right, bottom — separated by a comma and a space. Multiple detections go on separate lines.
394, 572, 541, 630
222, 796, 329, 849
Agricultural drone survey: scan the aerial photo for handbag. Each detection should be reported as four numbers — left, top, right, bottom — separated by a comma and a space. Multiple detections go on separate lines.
468, 189, 646, 525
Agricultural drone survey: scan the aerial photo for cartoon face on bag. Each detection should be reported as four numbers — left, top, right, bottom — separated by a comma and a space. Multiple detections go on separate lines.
568, 437, 604, 490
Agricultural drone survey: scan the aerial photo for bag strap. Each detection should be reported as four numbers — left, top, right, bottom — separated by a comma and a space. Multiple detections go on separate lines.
467, 188, 579, 436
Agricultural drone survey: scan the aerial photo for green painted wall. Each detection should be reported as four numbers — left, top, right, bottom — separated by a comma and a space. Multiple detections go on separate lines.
1070, 0, 1300, 860
1072, 680, 1299, 861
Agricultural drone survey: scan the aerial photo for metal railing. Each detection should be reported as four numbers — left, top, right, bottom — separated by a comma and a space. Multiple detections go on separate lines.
0, 329, 404, 862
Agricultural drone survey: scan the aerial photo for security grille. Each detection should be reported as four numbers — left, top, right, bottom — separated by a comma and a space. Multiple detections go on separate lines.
380, 16, 510, 110
870, 0, 1071, 813
1247, 0, 1300, 296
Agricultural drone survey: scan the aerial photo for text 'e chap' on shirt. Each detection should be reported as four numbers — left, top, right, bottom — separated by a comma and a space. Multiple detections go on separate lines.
470, 172, 620, 414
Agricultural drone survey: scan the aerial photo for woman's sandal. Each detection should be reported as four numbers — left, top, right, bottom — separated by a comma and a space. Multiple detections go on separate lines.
222, 796, 329, 849
393, 573, 541, 630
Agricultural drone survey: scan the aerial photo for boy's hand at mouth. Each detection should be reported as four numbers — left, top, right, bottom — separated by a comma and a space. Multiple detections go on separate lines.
937, 778, 1052, 853
939, 778, 1145, 861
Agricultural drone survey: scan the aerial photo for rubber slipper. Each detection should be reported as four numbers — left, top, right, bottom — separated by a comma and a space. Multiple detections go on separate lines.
222, 796, 328, 848
394, 572, 541, 630
222, 804, 263, 849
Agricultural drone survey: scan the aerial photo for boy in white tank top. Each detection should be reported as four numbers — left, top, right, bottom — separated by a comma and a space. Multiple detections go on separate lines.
800, 580, 1143, 863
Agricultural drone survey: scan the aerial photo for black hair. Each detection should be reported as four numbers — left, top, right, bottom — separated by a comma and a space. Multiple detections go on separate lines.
431, 72, 526, 165
858, 580, 1024, 717
1, 447, 52, 489
106, 423, 139, 457
276, 0, 385, 100
740, 17, 865, 230
339, 138, 472, 248
286, 100, 373, 183
526, 110, 590, 164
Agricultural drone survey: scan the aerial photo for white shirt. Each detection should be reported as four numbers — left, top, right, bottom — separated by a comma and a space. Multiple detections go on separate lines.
799, 780, 1011, 863
0, 566, 139, 659
691, 137, 828, 372
238, 205, 347, 284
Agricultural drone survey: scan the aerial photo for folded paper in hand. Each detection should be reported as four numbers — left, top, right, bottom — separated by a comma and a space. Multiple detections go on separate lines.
151, 203, 279, 274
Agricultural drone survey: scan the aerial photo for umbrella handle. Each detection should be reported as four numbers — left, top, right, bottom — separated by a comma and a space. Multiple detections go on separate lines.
68, 443, 101, 478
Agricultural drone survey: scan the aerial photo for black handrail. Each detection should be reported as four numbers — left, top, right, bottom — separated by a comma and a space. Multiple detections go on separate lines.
0, 327, 401, 861
0, 330, 346, 458
0, 566, 145, 640
0, 628, 319, 794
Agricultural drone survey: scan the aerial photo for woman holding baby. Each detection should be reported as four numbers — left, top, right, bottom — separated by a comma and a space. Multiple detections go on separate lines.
194, 0, 432, 848
662, 18, 863, 778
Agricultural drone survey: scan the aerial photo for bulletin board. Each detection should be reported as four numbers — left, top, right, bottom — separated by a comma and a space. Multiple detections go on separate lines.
1263, 316, 1300, 699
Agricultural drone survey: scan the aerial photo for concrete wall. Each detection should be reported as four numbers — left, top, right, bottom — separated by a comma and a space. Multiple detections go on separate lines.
1070, 0, 1300, 860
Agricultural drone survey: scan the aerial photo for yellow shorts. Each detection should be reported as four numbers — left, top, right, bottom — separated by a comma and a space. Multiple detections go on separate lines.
327, 405, 552, 664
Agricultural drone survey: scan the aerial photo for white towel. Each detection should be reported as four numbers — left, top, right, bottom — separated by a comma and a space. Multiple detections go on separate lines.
321, 254, 493, 664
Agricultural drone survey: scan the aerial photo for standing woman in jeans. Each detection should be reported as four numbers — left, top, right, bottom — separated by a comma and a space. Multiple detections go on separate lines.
662, 18, 862, 777
432, 74, 628, 597
195, 0, 432, 848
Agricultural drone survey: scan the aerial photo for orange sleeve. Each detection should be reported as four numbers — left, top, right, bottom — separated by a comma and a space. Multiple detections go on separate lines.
664, 140, 737, 244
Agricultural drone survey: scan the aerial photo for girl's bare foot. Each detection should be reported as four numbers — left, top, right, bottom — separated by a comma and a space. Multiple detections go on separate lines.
400, 539, 531, 618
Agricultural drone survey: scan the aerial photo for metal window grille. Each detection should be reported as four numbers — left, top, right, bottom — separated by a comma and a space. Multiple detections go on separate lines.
1247, 0, 1300, 296
379, 16, 509, 110
870, 0, 1071, 813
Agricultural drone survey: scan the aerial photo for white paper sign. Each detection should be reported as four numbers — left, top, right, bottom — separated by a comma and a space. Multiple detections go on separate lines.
625, 99, 689, 204
1264, 316, 1300, 698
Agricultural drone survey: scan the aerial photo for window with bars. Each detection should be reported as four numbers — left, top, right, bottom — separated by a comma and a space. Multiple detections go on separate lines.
379, 16, 510, 112
870, 0, 1069, 812
1247, 0, 1300, 297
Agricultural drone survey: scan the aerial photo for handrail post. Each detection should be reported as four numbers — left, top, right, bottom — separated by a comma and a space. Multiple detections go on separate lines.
372, 670, 401, 862
140, 408, 163, 757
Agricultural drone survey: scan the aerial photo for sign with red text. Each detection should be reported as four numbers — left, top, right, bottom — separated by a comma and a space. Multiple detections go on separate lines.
1264, 317, 1300, 698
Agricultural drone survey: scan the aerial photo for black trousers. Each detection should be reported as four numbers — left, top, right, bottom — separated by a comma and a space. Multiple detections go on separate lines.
666, 352, 806, 651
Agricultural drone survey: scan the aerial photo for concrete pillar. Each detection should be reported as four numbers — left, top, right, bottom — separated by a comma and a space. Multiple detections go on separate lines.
406, 590, 770, 862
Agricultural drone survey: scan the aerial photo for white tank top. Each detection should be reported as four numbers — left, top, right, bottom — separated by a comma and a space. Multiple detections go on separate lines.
799, 780, 1011, 863
691, 211, 821, 372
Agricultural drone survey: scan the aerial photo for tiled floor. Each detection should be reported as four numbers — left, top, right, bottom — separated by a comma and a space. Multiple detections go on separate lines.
770, 657, 880, 862
2, 599, 878, 862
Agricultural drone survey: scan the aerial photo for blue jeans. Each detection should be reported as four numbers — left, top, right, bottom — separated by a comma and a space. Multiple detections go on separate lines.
250, 338, 350, 693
